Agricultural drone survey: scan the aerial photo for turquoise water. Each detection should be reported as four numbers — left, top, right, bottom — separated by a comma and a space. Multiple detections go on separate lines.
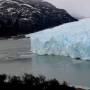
0, 54, 90, 87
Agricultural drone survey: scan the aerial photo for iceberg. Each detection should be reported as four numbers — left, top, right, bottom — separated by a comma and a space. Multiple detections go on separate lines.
28, 18, 90, 60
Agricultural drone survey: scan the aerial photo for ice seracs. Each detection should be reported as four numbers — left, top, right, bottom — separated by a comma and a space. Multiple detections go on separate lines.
28, 18, 90, 60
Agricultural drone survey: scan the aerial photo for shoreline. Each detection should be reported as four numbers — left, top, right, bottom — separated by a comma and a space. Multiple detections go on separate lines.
0, 74, 88, 90
73, 85, 90, 90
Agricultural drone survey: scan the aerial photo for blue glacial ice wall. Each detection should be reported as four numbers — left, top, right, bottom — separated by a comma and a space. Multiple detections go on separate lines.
29, 18, 90, 60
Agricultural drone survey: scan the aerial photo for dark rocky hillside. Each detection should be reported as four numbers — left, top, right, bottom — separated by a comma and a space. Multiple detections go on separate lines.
0, 0, 78, 37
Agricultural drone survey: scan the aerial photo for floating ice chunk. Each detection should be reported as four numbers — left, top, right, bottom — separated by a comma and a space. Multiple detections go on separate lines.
29, 18, 90, 60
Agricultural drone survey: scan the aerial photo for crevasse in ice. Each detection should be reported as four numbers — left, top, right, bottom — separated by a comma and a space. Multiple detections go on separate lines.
29, 18, 90, 60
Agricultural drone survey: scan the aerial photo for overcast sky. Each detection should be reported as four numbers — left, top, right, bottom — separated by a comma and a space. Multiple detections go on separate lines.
44, 0, 90, 19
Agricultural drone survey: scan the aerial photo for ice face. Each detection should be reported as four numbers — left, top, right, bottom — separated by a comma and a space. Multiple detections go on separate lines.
28, 18, 90, 60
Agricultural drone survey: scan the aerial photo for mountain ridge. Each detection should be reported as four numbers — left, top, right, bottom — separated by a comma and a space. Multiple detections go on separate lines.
0, 0, 77, 37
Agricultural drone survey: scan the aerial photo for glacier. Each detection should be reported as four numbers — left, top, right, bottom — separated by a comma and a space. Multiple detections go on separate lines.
28, 18, 90, 60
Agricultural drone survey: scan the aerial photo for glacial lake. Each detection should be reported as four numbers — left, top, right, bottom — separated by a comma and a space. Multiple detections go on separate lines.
0, 54, 90, 88
0, 38, 90, 88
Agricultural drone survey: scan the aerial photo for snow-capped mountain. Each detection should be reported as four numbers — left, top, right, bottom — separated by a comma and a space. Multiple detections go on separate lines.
0, 0, 77, 37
